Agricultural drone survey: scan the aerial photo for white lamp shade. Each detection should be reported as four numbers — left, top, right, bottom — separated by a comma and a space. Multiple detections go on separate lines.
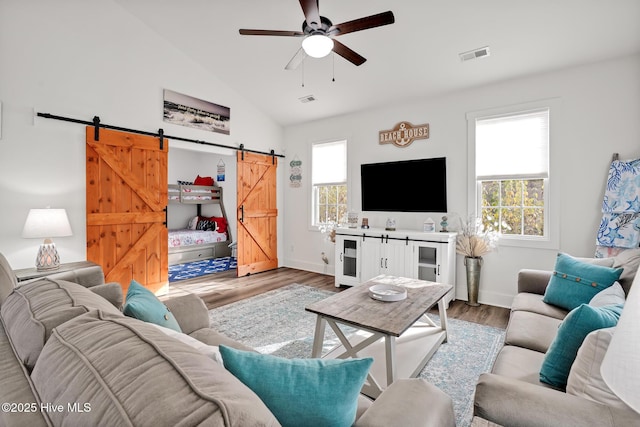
22, 208, 73, 239
302, 34, 334, 58
601, 280, 640, 413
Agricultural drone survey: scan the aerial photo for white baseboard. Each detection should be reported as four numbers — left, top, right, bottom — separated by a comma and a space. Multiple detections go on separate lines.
455, 285, 513, 308
282, 258, 334, 276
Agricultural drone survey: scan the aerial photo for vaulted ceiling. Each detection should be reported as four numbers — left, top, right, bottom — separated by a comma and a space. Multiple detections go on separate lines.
116, 0, 640, 127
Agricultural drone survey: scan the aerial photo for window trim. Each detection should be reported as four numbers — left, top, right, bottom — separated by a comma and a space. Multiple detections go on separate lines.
467, 99, 560, 250
309, 138, 348, 230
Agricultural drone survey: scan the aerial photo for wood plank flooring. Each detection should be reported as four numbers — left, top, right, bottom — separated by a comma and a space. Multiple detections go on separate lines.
163, 267, 510, 329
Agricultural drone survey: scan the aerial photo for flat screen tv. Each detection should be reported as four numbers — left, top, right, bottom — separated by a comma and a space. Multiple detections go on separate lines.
361, 157, 447, 212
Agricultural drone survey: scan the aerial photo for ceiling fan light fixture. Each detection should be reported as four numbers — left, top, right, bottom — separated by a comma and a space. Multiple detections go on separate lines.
302, 34, 334, 58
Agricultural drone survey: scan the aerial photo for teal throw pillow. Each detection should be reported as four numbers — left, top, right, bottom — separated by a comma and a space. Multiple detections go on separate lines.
219, 345, 372, 427
543, 253, 623, 311
540, 303, 623, 388
123, 280, 182, 332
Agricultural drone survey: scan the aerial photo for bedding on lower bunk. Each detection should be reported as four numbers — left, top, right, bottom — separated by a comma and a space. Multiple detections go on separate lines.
169, 229, 228, 248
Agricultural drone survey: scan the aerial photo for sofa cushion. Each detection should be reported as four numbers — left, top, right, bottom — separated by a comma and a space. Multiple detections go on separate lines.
490, 345, 553, 388
510, 292, 569, 320
504, 310, 563, 353
149, 323, 223, 364
30, 310, 279, 427
611, 248, 640, 295
543, 253, 623, 311
0, 278, 122, 370
589, 282, 626, 307
123, 279, 182, 332
0, 318, 49, 427
220, 345, 373, 427
566, 327, 632, 410
0, 252, 17, 306
540, 303, 624, 389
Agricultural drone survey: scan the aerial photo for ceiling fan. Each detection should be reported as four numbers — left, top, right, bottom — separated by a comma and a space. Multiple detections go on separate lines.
239, 0, 395, 70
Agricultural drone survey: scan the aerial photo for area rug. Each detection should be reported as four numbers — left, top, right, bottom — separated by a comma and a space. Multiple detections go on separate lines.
168, 257, 237, 282
208, 284, 505, 427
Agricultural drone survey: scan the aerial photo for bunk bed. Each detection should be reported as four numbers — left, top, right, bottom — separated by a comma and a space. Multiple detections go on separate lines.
167, 183, 232, 265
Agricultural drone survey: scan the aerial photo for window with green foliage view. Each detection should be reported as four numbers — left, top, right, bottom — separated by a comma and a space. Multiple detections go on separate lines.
312, 140, 347, 226
481, 179, 544, 236
472, 106, 550, 242
314, 184, 347, 225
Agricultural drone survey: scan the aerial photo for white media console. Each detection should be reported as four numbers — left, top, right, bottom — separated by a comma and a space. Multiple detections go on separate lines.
334, 227, 457, 304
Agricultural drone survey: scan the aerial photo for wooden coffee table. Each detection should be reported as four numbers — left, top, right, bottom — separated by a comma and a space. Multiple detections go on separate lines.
305, 275, 453, 398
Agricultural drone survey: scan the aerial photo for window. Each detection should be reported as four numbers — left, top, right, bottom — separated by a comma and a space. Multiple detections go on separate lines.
311, 140, 347, 227
470, 107, 551, 242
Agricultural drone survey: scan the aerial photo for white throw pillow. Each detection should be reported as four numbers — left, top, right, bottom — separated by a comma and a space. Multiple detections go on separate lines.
188, 216, 199, 230
566, 327, 631, 410
149, 323, 223, 365
589, 282, 626, 307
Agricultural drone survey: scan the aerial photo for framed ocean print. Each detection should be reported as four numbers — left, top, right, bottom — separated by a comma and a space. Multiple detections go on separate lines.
163, 89, 230, 135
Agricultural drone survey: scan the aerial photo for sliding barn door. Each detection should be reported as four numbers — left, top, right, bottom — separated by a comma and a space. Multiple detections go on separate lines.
236, 151, 278, 276
86, 127, 168, 295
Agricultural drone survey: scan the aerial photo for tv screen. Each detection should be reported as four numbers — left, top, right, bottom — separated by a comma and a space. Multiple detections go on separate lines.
361, 157, 447, 212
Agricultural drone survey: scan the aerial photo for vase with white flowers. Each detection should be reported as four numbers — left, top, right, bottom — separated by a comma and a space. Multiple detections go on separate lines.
456, 216, 498, 306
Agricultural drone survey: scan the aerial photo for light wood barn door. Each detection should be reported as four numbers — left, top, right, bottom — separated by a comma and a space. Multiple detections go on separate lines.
236, 151, 278, 276
86, 127, 168, 295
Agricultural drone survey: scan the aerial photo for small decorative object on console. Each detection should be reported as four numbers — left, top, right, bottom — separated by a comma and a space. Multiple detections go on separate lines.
423, 218, 435, 232
361, 218, 369, 229
440, 215, 449, 232
368, 284, 408, 302
347, 212, 358, 228
385, 218, 397, 231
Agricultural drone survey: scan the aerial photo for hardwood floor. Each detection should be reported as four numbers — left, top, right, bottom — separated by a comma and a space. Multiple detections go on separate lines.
163, 267, 510, 329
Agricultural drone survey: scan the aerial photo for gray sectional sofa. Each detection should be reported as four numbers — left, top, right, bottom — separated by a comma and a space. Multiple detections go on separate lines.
0, 253, 455, 427
474, 251, 640, 427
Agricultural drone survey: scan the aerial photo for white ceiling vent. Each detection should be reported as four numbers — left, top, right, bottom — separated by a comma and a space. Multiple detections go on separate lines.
299, 95, 316, 103
459, 46, 490, 62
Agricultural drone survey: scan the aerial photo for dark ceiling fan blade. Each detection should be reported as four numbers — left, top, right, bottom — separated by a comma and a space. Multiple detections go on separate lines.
285, 47, 307, 70
299, 0, 321, 29
328, 11, 395, 36
239, 29, 304, 37
332, 39, 366, 66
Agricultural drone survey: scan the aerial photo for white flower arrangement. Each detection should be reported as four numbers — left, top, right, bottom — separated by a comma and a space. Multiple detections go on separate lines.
318, 222, 337, 243
456, 215, 499, 258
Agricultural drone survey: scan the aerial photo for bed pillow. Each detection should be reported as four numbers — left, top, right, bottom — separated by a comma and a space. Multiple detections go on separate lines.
210, 217, 227, 233
123, 280, 182, 332
188, 216, 199, 230
542, 253, 623, 311
219, 345, 372, 427
194, 175, 214, 186
195, 217, 217, 231
540, 303, 623, 389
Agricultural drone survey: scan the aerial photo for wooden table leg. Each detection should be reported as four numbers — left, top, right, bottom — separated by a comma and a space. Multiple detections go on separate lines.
311, 316, 327, 358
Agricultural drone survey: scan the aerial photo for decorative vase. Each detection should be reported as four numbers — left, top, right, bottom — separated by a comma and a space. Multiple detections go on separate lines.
464, 256, 482, 306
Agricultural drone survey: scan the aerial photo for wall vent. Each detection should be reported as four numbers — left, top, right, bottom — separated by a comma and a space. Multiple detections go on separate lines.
459, 46, 490, 62
299, 95, 316, 103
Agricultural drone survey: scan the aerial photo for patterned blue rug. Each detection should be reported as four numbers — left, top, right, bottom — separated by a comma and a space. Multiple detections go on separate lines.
168, 257, 237, 282
208, 284, 505, 427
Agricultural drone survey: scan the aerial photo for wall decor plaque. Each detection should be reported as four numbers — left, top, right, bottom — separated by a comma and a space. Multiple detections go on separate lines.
379, 121, 429, 147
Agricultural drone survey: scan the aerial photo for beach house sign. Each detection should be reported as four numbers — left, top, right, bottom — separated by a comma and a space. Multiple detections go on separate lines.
379, 121, 429, 147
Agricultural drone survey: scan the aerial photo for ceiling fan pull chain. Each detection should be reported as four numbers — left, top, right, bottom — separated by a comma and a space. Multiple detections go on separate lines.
332, 53, 335, 82
301, 59, 305, 87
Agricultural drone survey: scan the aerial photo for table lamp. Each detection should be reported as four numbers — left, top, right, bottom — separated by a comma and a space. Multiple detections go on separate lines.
22, 208, 73, 271
600, 279, 640, 414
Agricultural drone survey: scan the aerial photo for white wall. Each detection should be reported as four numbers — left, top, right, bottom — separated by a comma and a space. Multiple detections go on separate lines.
283, 54, 640, 307
0, 0, 283, 269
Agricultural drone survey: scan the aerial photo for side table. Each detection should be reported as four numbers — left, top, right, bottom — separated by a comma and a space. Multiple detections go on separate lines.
14, 261, 99, 282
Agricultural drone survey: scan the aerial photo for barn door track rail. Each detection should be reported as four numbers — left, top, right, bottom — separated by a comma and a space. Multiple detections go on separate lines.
36, 112, 285, 159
